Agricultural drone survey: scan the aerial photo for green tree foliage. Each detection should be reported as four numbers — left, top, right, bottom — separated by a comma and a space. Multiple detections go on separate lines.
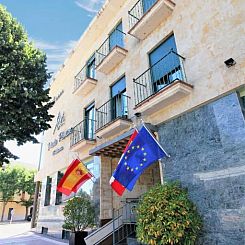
136, 183, 202, 245
63, 194, 95, 232
17, 168, 35, 220
0, 165, 22, 221
0, 164, 35, 221
0, 5, 54, 165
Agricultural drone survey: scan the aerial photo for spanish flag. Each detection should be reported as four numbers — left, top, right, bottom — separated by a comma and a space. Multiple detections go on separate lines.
57, 159, 92, 196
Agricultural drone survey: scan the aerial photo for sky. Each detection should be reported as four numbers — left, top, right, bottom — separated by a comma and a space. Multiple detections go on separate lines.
1, 0, 105, 167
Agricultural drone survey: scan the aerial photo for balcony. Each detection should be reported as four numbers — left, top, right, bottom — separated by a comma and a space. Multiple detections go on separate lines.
133, 50, 193, 115
95, 94, 132, 138
128, 0, 175, 40
70, 119, 96, 152
96, 29, 127, 74
73, 65, 97, 96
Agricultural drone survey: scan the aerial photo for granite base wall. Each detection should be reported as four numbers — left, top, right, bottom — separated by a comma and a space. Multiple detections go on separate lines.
158, 93, 245, 245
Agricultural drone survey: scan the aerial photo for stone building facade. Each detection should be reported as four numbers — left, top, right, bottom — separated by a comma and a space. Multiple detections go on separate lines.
158, 93, 245, 244
35, 0, 245, 244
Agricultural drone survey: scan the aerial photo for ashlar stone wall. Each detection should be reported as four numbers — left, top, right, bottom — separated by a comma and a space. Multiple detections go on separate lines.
158, 93, 245, 245
100, 156, 161, 221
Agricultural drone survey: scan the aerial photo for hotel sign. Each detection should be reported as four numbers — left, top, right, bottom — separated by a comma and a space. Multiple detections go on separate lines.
53, 112, 65, 134
52, 146, 64, 156
53, 90, 64, 103
48, 111, 73, 155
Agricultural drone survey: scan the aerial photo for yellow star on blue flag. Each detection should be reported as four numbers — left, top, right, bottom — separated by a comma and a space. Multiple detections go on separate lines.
112, 125, 169, 191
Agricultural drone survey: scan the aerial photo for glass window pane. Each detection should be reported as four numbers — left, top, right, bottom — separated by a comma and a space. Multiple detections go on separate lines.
55, 172, 63, 205
44, 176, 52, 206
76, 157, 100, 227
109, 22, 124, 51
142, 0, 157, 13
111, 76, 126, 97
86, 54, 96, 79
149, 35, 177, 65
111, 76, 127, 119
149, 35, 181, 92
85, 103, 95, 139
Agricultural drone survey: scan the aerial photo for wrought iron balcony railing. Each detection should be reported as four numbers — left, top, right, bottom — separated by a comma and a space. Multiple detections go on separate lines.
133, 50, 186, 106
70, 118, 96, 147
128, 0, 157, 29
95, 29, 126, 67
95, 94, 130, 131
74, 65, 86, 92
74, 64, 96, 92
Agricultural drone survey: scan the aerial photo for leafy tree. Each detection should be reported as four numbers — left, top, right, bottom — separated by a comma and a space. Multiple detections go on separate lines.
77, 189, 91, 200
0, 5, 54, 166
136, 182, 202, 245
0, 165, 21, 221
17, 168, 35, 220
63, 194, 95, 232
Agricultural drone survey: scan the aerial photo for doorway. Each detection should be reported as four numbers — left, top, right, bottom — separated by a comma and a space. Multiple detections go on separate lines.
7, 208, 13, 220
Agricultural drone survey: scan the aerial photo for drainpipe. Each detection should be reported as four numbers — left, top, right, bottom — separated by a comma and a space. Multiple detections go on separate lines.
153, 128, 164, 184
31, 134, 44, 228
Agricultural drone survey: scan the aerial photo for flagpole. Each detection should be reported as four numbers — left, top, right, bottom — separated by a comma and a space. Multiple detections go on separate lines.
141, 122, 169, 184
142, 122, 170, 157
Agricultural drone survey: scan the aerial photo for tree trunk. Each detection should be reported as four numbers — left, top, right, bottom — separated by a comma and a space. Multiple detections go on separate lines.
1, 202, 7, 222
25, 206, 28, 220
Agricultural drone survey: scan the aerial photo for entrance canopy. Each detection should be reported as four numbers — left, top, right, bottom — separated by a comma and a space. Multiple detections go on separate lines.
89, 124, 158, 158
89, 129, 134, 158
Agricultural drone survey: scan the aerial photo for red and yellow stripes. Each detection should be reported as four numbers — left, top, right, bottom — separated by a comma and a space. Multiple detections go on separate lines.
57, 159, 92, 196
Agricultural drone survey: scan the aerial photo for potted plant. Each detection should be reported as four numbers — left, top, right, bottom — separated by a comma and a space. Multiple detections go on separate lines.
62, 193, 95, 245
136, 182, 202, 245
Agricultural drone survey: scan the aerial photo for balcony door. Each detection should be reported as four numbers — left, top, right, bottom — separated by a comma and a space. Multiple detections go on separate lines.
109, 22, 124, 51
111, 76, 127, 120
149, 35, 182, 92
86, 54, 96, 79
85, 103, 95, 140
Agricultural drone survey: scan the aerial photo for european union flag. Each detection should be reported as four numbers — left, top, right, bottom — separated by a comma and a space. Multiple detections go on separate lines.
112, 125, 169, 191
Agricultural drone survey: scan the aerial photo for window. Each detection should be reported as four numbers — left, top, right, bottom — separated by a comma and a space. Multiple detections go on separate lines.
44, 176, 52, 206
142, 0, 157, 13
85, 103, 95, 140
78, 157, 100, 226
109, 22, 124, 51
55, 172, 63, 205
62, 230, 70, 240
86, 54, 96, 79
111, 76, 127, 120
149, 35, 182, 92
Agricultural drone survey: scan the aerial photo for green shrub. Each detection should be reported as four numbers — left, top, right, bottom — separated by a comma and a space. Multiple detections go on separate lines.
62, 194, 95, 232
136, 182, 202, 245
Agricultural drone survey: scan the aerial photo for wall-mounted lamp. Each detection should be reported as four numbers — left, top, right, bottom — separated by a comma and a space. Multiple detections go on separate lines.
134, 112, 141, 118
224, 58, 236, 67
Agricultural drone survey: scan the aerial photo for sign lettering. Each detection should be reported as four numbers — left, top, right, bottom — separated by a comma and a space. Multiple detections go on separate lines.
53, 146, 64, 156
53, 112, 65, 134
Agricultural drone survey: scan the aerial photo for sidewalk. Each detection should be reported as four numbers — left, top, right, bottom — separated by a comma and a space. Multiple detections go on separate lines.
0, 232, 68, 245
0, 220, 29, 225
0, 221, 68, 244
0, 221, 31, 238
